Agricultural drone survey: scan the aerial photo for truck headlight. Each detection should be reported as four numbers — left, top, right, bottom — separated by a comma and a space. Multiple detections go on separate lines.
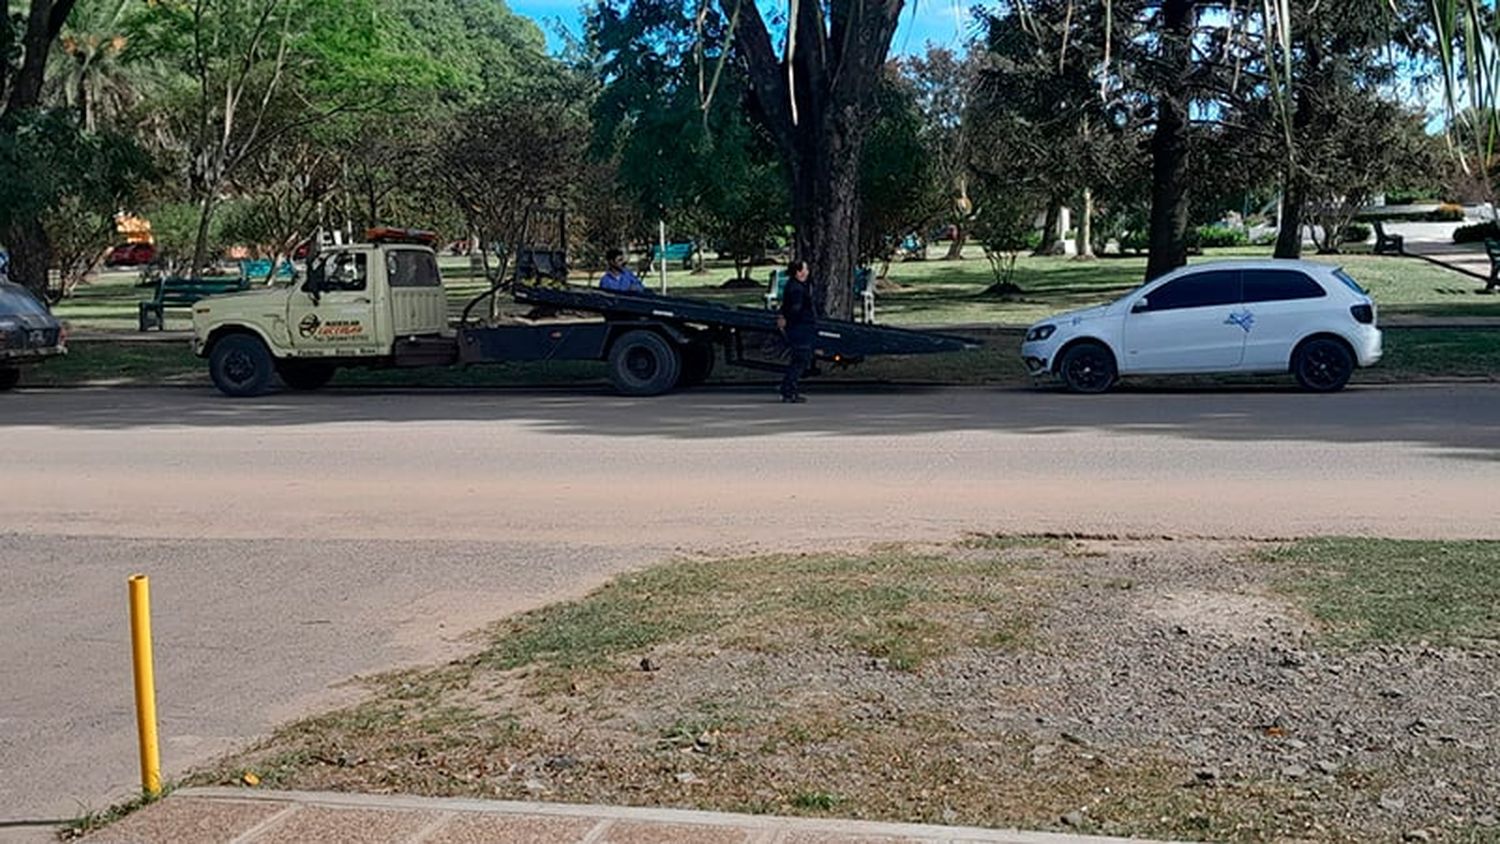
1025, 324, 1056, 342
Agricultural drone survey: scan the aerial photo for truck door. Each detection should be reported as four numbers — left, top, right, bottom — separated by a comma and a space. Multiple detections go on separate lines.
384, 248, 447, 336
287, 251, 379, 355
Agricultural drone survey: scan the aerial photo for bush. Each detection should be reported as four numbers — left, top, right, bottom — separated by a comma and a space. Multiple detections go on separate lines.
1384, 189, 1440, 205
1452, 221, 1500, 243
1427, 203, 1465, 222
1342, 222, 1372, 244
1195, 225, 1249, 248
1119, 230, 1148, 253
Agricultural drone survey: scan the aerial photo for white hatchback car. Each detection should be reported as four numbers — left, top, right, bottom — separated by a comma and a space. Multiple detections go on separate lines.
1021, 260, 1382, 393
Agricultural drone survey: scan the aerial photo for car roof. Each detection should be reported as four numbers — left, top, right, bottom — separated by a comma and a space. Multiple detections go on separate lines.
1173, 259, 1336, 273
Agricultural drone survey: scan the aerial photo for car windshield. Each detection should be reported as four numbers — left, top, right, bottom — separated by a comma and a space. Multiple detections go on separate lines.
1332, 268, 1368, 295
0, 284, 49, 317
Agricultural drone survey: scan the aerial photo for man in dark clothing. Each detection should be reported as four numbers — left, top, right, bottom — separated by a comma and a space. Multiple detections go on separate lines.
777, 260, 816, 402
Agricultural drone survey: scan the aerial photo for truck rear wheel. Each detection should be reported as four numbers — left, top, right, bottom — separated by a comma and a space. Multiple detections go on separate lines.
277, 360, 337, 391
210, 334, 275, 397
677, 341, 715, 388
0, 368, 19, 391
608, 329, 681, 396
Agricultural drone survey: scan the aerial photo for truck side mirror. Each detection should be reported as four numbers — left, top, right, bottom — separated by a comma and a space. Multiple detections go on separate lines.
303, 260, 325, 305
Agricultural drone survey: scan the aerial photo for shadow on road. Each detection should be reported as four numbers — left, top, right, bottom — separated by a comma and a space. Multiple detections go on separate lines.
4, 382, 1498, 460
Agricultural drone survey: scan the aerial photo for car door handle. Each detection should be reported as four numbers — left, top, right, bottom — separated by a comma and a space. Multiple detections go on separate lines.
350, 297, 371, 304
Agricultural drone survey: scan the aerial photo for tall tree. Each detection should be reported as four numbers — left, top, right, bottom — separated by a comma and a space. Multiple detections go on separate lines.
729, 0, 904, 318
1143, 0, 1197, 280
0, 0, 81, 296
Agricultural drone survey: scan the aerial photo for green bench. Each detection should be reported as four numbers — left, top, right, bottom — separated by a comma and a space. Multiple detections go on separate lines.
138, 276, 249, 331
650, 242, 698, 269
766, 266, 876, 323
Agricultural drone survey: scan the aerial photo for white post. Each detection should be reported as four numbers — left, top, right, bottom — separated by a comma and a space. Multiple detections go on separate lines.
658, 220, 668, 294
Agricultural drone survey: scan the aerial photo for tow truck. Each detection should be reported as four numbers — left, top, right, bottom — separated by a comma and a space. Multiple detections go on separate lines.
190, 226, 980, 397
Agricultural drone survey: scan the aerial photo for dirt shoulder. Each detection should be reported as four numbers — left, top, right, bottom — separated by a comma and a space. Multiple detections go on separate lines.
192, 537, 1500, 843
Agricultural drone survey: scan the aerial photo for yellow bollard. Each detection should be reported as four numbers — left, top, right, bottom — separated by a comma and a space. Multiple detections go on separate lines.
128, 574, 161, 797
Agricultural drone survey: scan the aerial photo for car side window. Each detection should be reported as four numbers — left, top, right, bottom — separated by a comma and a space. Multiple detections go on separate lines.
1242, 269, 1326, 303
306, 252, 368, 292
1139, 270, 1241, 312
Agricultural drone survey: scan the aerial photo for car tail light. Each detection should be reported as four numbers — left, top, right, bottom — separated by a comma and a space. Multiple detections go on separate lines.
1350, 304, 1374, 324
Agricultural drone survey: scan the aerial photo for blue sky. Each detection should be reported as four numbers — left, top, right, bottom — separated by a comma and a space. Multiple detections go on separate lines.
509, 0, 981, 57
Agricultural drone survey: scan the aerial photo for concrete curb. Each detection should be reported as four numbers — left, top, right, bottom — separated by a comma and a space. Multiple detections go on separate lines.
156, 787, 1181, 844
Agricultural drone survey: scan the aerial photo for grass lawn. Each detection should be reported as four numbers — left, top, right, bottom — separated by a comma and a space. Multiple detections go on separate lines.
181, 536, 1500, 843
49, 247, 1500, 334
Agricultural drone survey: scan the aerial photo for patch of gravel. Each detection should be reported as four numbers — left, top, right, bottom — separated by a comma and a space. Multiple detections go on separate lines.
218, 539, 1500, 841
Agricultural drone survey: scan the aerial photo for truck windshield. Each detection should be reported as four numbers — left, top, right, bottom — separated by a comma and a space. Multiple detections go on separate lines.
0, 284, 49, 316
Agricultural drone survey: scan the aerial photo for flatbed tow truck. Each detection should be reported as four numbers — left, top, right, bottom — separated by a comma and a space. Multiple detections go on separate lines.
190, 227, 980, 397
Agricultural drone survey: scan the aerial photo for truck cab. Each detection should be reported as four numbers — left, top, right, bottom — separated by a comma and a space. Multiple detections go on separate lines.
193, 229, 450, 395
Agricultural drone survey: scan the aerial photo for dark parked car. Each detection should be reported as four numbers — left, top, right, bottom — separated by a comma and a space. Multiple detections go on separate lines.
105, 242, 158, 268
0, 281, 66, 390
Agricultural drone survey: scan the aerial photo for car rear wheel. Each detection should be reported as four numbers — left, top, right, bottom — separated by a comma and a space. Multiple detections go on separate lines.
1293, 337, 1354, 392
0, 367, 20, 391
277, 360, 337, 391
608, 329, 681, 396
210, 334, 275, 397
1057, 342, 1117, 394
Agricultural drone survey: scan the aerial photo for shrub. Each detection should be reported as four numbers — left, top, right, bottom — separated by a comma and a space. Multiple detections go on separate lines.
1195, 225, 1249, 248
1426, 203, 1465, 222
1342, 222, 1372, 244
1452, 221, 1500, 243
1119, 230, 1148, 253
1384, 189, 1439, 205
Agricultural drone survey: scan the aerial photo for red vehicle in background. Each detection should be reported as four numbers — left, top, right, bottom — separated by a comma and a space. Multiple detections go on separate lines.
104, 243, 157, 268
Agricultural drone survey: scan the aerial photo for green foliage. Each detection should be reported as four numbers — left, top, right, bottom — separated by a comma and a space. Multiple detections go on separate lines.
1452, 220, 1500, 243
859, 69, 945, 265
586, 0, 785, 272
1194, 225, 1249, 249
1341, 222, 1372, 243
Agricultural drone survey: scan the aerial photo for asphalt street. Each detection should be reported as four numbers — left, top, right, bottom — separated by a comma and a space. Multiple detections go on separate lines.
2, 383, 1498, 829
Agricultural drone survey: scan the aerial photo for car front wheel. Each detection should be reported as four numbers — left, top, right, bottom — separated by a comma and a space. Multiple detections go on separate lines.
0, 367, 19, 391
1293, 337, 1354, 392
209, 334, 275, 397
1057, 342, 1117, 394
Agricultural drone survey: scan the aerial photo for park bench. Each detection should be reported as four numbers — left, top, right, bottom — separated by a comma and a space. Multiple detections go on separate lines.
138, 276, 250, 331
650, 242, 698, 269
766, 266, 876, 323
1372, 220, 1405, 255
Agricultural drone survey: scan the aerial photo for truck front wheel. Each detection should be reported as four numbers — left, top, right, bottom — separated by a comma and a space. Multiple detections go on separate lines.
0, 368, 19, 391
210, 334, 275, 397
277, 360, 337, 391
608, 329, 681, 396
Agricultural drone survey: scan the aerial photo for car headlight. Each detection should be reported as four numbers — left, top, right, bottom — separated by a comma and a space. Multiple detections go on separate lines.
1025, 324, 1056, 342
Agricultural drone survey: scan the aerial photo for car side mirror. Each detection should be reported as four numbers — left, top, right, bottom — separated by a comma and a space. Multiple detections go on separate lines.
1131, 298, 1149, 314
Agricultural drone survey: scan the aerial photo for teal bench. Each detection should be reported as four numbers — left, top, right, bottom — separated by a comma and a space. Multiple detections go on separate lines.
766, 267, 876, 323
650, 242, 698, 269
138, 276, 250, 331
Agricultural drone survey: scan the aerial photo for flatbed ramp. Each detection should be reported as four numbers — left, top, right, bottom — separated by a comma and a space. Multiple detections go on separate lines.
510, 284, 982, 358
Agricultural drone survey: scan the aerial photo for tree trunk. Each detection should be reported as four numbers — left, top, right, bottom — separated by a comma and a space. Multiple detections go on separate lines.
4, 219, 53, 300
1034, 200, 1062, 256
191, 190, 219, 276
1074, 188, 1095, 260
790, 118, 863, 320
1274, 180, 1306, 259
1144, 0, 1196, 282
944, 226, 967, 260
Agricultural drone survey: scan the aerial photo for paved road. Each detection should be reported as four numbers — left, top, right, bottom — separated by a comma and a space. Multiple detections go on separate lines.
3, 384, 1498, 830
